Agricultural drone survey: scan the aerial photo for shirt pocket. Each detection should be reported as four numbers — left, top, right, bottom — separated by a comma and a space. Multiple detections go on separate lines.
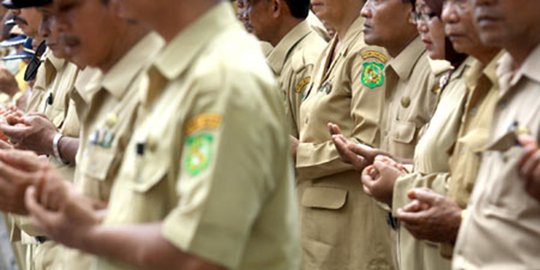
81, 145, 115, 181
130, 145, 170, 194
392, 121, 416, 144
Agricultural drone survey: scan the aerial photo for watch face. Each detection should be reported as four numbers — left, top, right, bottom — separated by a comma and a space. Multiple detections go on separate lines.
24, 40, 47, 82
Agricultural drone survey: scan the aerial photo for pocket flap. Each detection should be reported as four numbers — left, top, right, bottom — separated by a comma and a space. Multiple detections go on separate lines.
392, 121, 416, 144
301, 187, 348, 210
132, 155, 169, 193
81, 146, 115, 181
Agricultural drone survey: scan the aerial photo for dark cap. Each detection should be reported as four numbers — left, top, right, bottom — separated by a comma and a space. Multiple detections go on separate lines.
2, 0, 52, 9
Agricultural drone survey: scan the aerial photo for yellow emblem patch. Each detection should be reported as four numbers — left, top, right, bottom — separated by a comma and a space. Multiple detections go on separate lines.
295, 76, 312, 93
185, 114, 223, 135
360, 50, 389, 63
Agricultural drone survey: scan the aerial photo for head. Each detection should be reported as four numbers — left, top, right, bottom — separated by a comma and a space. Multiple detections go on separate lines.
236, 0, 254, 32
414, 0, 465, 65
37, 5, 66, 58
11, 7, 41, 37
472, 0, 540, 51
310, 0, 364, 30
361, 0, 418, 56
442, 0, 493, 60
50, 0, 148, 69
246, 0, 309, 45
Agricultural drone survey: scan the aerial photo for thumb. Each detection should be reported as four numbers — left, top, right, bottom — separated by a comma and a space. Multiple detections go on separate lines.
518, 134, 537, 148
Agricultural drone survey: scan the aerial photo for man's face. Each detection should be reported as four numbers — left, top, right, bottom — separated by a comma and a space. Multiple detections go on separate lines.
38, 7, 67, 58
246, 0, 274, 42
51, 0, 120, 67
472, 0, 540, 47
361, 0, 415, 47
310, 0, 360, 28
12, 7, 42, 37
110, 0, 152, 22
442, 0, 482, 54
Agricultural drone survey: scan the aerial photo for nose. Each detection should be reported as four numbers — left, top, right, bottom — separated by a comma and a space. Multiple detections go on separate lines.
441, 2, 458, 24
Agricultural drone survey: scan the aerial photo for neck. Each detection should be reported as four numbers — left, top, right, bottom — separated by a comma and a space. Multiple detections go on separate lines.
99, 26, 149, 73
334, 13, 358, 41
505, 40, 540, 69
269, 18, 302, 47
149, 0, 218, 43
387, 33, 417, 57
471, 47, 500, 66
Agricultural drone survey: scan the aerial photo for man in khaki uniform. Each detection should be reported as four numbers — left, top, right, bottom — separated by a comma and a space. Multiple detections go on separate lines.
4, 1, 299, 270
294, 0, 393, 268
0, 1, 80, 269
330, 0, 443, 269
451, 0, 540, 268
246, 0, 326, 137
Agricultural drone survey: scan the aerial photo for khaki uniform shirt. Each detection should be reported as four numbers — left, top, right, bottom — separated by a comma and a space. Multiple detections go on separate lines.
453, 46, 540, 269
447, 54, 502, 209
267, 20, 326, 137
60, 33, 164, 270
297, 16, 394, 270
380, 37, 440, 159
391, 58, 473, 270
438, 53, 502, 258
95, 4, 299, 270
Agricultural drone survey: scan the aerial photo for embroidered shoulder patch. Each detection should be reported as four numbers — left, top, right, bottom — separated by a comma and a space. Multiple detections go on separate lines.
361, 62, 385, 89
185, 114, 223, 136
184, 133, 214, 176
295, 76, 311, 94
360, 50, 389, 63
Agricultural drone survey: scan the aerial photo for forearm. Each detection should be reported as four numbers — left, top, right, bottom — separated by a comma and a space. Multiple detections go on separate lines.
79, 223, 226, 270
58, 136, 79, 165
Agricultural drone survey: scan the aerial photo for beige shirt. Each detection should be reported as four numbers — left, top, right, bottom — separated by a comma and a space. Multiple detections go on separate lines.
447, 54, 502, 209
453, 46, 540, 269
380, 37, 440, 159
296, 16, 394, 270
267, 20, 326, 137
96, 4, 299, 270
391, 58, 472, 270
61, 33, 164, 270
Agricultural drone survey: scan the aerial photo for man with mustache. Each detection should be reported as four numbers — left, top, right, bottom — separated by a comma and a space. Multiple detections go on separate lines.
451, 0, 540, 268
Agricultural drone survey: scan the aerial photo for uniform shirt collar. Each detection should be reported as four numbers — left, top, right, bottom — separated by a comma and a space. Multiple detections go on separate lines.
102, 32, 164, 99
153, 2, 236, 81
388, 36, 425, 80
267, 20, 311, 75
498, 45, 540, 95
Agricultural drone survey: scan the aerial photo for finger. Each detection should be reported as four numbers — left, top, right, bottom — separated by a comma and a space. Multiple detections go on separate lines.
395, 208, 424, 225
0, 160, 35, 185
327, 122, 342, 136
0, 124, 30, 141
517, 134, 537, 148
401, 200, 425, 213
4, 115, 24, 126
24, 186, 54, 232
0, 150, 44, 172
407, 188, 439, 205
519, 149, 540, 182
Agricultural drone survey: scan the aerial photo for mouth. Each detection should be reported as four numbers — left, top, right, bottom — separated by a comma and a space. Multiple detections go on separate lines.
475, 11, 500, 28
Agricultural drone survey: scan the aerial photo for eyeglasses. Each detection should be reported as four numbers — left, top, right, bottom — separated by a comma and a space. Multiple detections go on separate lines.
24, 40, 47, 82
442, 0, 468, 11
410, 10, 438, 25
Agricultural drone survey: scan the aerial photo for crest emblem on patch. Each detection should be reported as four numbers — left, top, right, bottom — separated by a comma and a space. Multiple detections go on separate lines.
361, 62, 385, 89
184, 133, 214, 176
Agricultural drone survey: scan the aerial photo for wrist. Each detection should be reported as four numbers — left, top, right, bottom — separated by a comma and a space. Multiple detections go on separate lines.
52, 133, 69, 165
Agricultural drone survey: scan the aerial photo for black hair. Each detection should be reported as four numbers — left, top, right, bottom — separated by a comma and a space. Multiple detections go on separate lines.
284, 0, 310, 19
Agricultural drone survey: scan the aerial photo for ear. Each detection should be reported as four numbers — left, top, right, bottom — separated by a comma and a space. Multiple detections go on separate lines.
271, 0, 281, 18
